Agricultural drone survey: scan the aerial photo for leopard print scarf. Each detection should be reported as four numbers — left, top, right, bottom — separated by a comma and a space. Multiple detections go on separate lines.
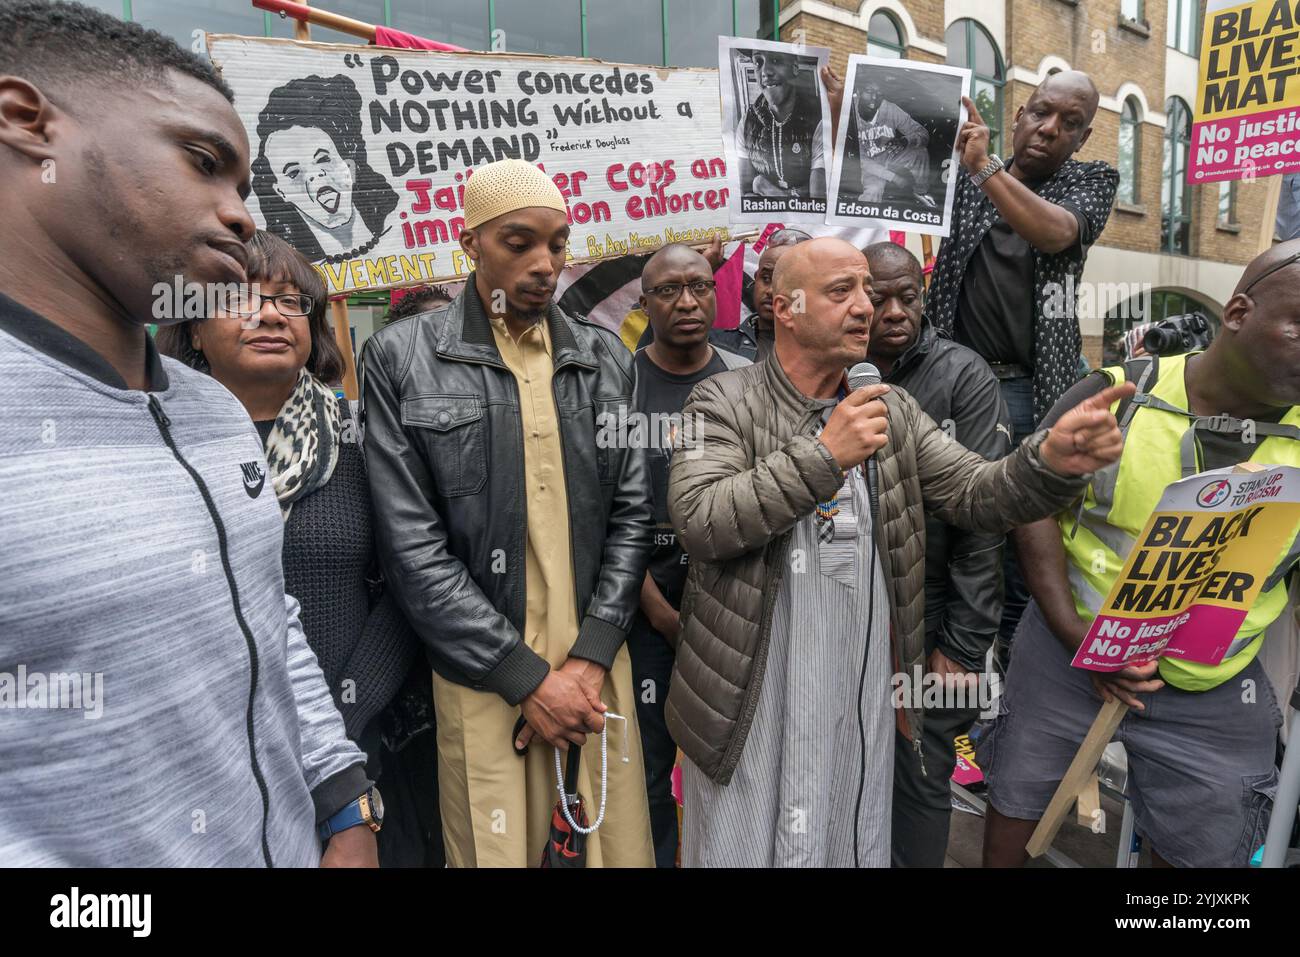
264, 368, 341, 522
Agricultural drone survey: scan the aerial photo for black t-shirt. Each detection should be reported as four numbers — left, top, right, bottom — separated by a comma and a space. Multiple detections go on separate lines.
633, 348, 728, 607
954, 219, 1037, 369
954, 180, 1090, 372
254, 419, 275, 444
1041, 366, 1289, 471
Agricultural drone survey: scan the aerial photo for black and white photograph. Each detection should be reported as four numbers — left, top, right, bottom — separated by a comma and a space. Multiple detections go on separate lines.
827, 55, 970, 236
251, 73, 400, 264
718, 36, 833, 223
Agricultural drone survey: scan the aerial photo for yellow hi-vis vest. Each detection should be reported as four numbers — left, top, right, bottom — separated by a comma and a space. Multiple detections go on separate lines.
1059, 352, 1300, 691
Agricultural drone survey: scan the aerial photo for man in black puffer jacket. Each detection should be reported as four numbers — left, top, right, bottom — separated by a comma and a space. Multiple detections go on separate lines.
865, 242, 1010, 867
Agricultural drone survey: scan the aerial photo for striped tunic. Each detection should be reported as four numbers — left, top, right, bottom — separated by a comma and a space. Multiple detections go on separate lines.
681, 456, 894, 867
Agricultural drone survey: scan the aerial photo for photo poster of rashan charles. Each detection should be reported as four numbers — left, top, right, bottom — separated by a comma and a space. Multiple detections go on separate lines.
718, 36, 834, 223
826, 55, 970, 237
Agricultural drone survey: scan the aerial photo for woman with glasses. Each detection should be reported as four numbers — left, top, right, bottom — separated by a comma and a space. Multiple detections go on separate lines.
156, 231, 427, 864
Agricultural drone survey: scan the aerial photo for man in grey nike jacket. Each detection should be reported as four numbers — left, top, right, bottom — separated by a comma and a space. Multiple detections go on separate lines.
0, 1, 370, 866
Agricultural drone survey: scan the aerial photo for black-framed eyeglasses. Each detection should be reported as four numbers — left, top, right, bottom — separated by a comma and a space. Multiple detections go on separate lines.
1241, 250, 1300, 297
646, 280, 717, 303
225, 292, 315, 318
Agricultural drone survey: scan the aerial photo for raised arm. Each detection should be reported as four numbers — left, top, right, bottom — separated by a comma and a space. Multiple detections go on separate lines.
956, 95, 1117, 255
912, 381, 1133, 533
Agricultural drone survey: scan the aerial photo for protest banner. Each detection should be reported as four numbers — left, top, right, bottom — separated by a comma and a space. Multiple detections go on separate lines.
717, 37, 833, 224
1070, 464, 1300, 673
1191, 0, 1300, 183
1029, 462, 1300, 858
826, 55, 968, 236
206, 35, 735, 296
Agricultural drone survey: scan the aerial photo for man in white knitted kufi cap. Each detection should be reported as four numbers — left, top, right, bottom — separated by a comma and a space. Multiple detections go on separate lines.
360, 159, 655, 866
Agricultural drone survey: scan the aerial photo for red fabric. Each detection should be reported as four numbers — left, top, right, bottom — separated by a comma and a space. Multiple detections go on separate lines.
372, 25, 467, 52
751, 222, 784, 253
888, 229, 935, 274
711, 242, 748, 331
540, 798, 588, 868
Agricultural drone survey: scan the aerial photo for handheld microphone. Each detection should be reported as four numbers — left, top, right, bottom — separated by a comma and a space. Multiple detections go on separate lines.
847, 361, 881, 392
846, 362, 882, 517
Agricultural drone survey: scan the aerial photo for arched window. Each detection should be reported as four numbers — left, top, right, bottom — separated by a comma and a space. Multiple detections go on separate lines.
946, 19, 1004, 153
1162, 97, 1192, 254
867, 10, 905, 59
1118, 96, 1142, 204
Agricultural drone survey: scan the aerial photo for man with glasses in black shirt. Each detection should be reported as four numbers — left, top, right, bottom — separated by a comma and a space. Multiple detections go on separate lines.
627, 244, 749, 865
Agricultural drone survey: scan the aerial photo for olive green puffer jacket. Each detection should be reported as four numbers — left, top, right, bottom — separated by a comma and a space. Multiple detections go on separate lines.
665, 356, 1089, 785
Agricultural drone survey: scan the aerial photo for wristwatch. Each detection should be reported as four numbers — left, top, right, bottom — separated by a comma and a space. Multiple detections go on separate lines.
971, 153, 1005, 187
318, 786, 384, 842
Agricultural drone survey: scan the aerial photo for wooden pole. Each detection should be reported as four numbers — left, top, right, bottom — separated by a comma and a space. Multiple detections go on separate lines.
1075, 772, 1102, 829
291, 0, 312, 40
1026, 698, 1127, 857
254, 0, 377, 41
286, 3, 359, 398
331, 298, 359, 399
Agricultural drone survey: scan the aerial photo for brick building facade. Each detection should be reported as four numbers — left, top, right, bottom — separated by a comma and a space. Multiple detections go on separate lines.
778, 0, 1277, 364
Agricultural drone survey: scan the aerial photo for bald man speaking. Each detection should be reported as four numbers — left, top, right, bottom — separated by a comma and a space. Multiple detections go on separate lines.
665, 237, 1133, 867
360, 159, 654, 867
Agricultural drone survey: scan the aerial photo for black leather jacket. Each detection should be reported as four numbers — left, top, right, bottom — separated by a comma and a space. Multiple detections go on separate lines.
878, 321, 1012, 672
358, 280, 652, 705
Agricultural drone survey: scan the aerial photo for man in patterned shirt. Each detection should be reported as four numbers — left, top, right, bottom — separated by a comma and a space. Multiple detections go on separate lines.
923, 70, 1118, 652
925, 70, 1117, 431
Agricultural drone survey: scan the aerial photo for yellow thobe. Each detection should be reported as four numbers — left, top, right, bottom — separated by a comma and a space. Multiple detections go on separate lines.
431, 314, 654, 867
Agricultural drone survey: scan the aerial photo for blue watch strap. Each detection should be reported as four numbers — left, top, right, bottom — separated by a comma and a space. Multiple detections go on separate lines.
318, 797, 366, 842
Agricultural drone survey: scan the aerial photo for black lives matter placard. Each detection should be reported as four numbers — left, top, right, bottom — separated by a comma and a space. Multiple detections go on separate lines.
1192, 0, 1300, 182
207, 35, 733, 295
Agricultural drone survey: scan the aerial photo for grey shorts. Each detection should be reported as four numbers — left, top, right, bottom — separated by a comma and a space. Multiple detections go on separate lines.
978, 600, 1282, 867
